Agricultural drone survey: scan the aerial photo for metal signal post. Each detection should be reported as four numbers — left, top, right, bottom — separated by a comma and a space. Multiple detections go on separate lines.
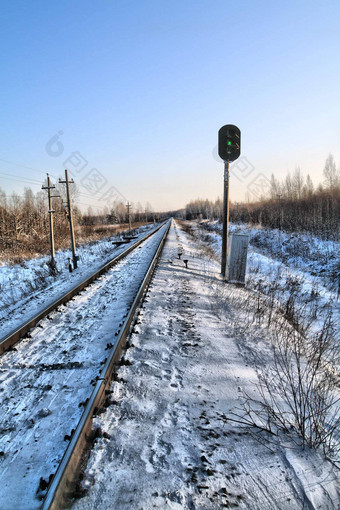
221, 160, 230, 278
218, 124, 241, 279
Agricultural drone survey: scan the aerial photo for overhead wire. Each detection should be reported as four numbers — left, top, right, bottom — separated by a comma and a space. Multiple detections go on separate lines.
0, 176, 43, 187
0, 158, 121, 191
0, 158, 59, 180
0, 172, 122, 202
0, 160, 126, 211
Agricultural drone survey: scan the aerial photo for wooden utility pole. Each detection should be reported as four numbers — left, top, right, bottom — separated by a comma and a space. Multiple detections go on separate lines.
221, 160, 230, 278
42, 174, 56, 270
126, 202, 132, 231
59, 169, 78, 269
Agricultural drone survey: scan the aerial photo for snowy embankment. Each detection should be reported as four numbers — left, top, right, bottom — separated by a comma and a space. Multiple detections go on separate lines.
0, 224, 155, 340
73, 220, 339, 510
200, 220, 339, 293
195, 220, 339, 344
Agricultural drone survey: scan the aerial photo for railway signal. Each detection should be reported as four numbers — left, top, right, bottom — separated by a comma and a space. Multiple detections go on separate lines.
218, 124, 241, 278
218, 124, 241, 162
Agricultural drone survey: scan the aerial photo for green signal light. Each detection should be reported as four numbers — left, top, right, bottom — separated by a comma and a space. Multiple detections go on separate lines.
227, 141, 232, 146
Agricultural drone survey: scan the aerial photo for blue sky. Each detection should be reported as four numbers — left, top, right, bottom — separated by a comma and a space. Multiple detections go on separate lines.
1, 0, 339, 211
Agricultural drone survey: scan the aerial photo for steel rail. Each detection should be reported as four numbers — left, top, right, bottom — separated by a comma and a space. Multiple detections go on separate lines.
0, 222, 167, 356
41, 219, 171, 510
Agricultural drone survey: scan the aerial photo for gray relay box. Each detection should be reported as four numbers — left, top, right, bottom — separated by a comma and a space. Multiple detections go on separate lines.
227, 234, 249, 284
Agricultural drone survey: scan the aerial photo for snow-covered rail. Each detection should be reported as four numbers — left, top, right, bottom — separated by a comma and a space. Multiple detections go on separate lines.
0, 222, 168, 356
0, 220, 171, 510
40, 219, 171, 509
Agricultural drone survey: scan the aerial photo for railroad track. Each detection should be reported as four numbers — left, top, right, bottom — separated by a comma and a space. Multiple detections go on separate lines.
0, 220, 171, 510
0, 221, 168, 356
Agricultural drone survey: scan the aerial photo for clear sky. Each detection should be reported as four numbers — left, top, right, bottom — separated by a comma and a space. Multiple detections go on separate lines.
1, 0, 339, 212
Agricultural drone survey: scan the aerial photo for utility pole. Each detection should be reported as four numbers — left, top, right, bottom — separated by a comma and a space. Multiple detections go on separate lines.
126, 202, 132, 232
59, 169, 78, 269
42, 174, 57, 271
221, 160, 230, 278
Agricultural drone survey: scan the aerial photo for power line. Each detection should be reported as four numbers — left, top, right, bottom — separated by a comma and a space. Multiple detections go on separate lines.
0, 195, 102, 208
0, 158, 59, 179
0, 159, 122, 194
0, 173, 123, 203
0, 173, 43, 185
0, 194, 117, 209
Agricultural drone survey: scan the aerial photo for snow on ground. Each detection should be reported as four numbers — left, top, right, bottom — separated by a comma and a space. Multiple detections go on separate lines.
0, 224, 168, 509
0, 223, 156, 340
194, 221, 339, 344
200, 221, 339, 291
73, 221, 339, 510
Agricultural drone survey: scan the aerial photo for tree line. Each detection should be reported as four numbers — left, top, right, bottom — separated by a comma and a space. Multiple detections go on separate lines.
1, 155, 339, 262
81, 201, 155, 226
0, 187, 71, 261
0, 181, 157, 262
184, 155, 340, 240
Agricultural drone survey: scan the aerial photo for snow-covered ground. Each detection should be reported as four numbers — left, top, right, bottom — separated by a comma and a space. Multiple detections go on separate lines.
195, 221, 339, 345
0, 223, 156, 341
200, 221, 339, 291
0, 224, 168, 509
72, 221, 339, 510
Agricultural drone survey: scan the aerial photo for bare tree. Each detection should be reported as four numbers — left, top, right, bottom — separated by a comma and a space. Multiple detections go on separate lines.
269, 174, 281, 200
227, 298, 340, 463
292, 166, 304, 199
304, 174, 314, 197
323, 154, 339, 190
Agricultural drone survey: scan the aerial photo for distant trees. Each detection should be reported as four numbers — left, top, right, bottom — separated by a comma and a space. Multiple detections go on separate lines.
68, 200, 158, 231
0, 187, 161, 262
185, 155, 340, 240
185, 198, 222, 221
0, 187, 70, 260
250, 156, 340, 239
323, 154, 340, 190
269, 167, 319, 202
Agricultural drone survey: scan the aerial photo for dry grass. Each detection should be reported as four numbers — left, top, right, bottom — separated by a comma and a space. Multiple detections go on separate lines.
0, 222, 151, 265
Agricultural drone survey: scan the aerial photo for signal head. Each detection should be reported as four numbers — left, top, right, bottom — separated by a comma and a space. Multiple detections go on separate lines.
218, 125, 241, 162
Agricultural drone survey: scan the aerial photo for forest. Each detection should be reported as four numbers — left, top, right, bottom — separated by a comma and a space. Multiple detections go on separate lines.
0, 180, 157, 263
185, 155, 340, 241
0, 155, 339, 263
